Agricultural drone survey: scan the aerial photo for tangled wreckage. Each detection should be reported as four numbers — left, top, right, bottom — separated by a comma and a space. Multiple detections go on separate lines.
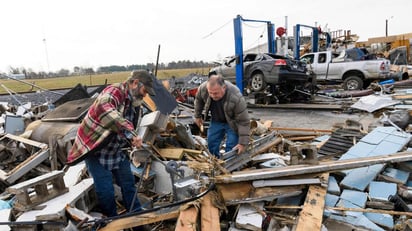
3, 75, 412, 231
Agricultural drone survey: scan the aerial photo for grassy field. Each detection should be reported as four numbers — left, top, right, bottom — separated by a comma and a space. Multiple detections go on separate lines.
0, 67, 210, 94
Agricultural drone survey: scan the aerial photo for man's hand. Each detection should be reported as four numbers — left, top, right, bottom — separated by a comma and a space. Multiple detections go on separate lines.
233, 144, 245, 154
131, 136, 143, 148
195, 118, 203, 128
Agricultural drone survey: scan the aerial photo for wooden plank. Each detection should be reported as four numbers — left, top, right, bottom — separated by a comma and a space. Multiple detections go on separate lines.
215, 151, 412, 183
295, 173, 329, 231
217, 182, 253, 202
269, 127, 332, 133
392, 94, 412, 100
2, 133, 47, 149
326, 206, 412, 216
158, 148, 202, 160
175, 206, 199, 231
4, 149, 50, 184
99, 207, 180, 231
200, 192, 221, 231
217, 182, 303, 205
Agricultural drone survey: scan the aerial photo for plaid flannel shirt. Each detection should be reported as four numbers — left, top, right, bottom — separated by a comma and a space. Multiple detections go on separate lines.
67, 82, 139, 165
98, 98, 136, 170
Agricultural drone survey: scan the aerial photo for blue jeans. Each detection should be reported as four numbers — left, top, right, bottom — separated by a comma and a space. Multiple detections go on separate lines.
85, 154, 141, 217
207, 121, 238, 158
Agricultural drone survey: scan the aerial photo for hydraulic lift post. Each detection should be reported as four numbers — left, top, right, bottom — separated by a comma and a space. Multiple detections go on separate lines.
293, 24, 332, 60
233, 15, 276, 93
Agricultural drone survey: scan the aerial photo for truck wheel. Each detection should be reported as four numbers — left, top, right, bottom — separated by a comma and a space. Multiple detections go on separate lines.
250, 73, 266, 91
343, 76, 363, 90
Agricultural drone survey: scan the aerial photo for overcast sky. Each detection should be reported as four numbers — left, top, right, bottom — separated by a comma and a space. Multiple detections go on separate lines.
0, 0, 410, 73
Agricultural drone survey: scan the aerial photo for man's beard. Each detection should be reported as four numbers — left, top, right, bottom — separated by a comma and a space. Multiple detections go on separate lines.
132, 96, 144, 107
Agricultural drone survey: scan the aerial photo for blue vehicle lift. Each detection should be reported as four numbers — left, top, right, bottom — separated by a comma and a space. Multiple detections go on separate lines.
233, 15, 276, 92
293, 24, 331, 60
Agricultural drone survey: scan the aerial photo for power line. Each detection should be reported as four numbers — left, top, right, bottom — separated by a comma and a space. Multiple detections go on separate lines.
201, 18, 232, 39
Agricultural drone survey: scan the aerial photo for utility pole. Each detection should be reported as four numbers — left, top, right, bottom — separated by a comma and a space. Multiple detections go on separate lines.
385, 19, 388, 37
43, 38, 50, 73
385, 16, 393, 37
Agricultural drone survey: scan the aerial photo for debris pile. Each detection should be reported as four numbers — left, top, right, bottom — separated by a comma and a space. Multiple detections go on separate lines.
2, 78, 412, 231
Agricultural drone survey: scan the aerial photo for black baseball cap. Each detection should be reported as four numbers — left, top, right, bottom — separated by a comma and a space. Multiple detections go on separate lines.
129, 70, 156, 96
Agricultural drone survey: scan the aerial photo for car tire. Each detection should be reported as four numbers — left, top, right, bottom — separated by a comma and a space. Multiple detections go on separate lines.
343, 76, 363, 90
250, 73, 266, 91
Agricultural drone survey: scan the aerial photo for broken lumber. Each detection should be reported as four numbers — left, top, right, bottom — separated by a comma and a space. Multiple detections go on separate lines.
215, 151, 412, 183
217, 182, 303, 205
295, 173, 329, 231
98, 206, 180, 231
175, 205, 199, 231
200, 192, 220, 231
158, 148, 202, 160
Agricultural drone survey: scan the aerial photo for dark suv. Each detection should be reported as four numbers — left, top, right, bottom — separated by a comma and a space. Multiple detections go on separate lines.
210, 53, 310, 92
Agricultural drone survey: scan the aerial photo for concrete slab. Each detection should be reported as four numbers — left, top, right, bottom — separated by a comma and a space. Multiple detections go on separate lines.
339, 126, 411, 192
336, 199, 363, 217
381, 167, 410, 184
0, 208, 11, 231
345, 142, 376, 158
364, 211, 394, 230
361, 126, 398, 145
325, 193, 339, 207
328, 214, 385, 231
369, 181, 397, 201
327, 176, 341, 195
340, 189, 367, 208
340, 165, 384, 191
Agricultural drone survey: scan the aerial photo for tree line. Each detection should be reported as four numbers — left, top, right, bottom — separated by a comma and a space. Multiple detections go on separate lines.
6, 60, 213, 79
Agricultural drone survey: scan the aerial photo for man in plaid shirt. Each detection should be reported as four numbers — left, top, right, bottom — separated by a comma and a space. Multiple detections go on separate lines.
67, 70, 155, 218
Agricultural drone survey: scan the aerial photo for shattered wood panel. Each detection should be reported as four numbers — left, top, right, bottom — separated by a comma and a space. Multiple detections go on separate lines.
215, 151, 412, 183
1, 134, 47, 149
217, 182, 253, 203
158, 148, 201, 160
200, 192, 220, 231
98, 207, 180, 231
296, 173, 329, 231
175, 206, 199, 231
0, 134, 49, 183
217, 182, 303, 205
3, 149, 49, 184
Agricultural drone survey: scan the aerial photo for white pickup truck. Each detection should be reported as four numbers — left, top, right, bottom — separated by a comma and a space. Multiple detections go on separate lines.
300, 49, 391, 90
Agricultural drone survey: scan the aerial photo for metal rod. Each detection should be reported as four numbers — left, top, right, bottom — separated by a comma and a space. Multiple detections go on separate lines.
6, 75, 64, 96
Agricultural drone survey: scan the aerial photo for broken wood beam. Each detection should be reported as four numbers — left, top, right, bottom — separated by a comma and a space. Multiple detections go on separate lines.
158, 148, 202, 160
175, 205, 199, 231
295, 173, 329, 231
200, 192, 220, 231
269, 127, 332, 133
215, 151, 412, 183
326, 206, 412, 217
217, 182, 303, 205
98, 206, 180, 231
